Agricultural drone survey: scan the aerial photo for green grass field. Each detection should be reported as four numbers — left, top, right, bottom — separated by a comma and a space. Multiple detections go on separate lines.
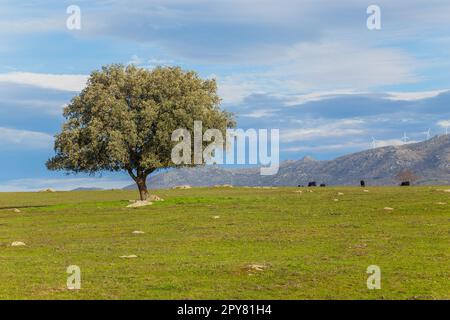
0, 186, 448, 300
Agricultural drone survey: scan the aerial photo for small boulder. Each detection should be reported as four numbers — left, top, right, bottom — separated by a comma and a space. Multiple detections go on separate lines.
148, 194, 164, 201
244, 264, 267, 272
120, 255, 138, 259
337, 192, 344, 196
212, 216, 220, 219
132, 231, 145, 234
126, 200, 153, 208
363, 190, 370, 193
11, 241, 26, 247
13, 208, 21, 213
384, 207, 394, 211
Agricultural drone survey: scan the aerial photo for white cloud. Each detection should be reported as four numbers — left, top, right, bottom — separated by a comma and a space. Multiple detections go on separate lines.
0, 72, 88, 92
371, 138, 419, 148
0, 127, 53, 149
437, 120, 450, 128
284, 90, 363, 106
283, 141, 369, 152
241, 109, 278, 118
386, 90, 448, 101
273, 41, 418, 91
281, 119, 366, 142
217, 41, 419, 104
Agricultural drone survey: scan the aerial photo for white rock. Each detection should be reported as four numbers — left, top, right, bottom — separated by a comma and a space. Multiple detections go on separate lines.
11, 241, 26, 247
363, 190, 370, 193
120, 255, 138, 259
148, 194, 164, 201
126, 200, 153, 208
384, 207, 394, 211
212, 216, 220, 219
246, 264, 266, 272
337, 192, 344, 196
132, 231, 145, 234
13, 208, 21, 213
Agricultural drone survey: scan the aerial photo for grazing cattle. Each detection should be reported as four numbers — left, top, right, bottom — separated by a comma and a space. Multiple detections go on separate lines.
297, 185, 304, 187
400, 181, 410, 186
308, 181, 317, 187
320, 184, 326, 187
360, 180, 366, 187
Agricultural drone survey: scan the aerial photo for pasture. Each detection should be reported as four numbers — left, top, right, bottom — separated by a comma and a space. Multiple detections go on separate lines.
0, 187, 448, 299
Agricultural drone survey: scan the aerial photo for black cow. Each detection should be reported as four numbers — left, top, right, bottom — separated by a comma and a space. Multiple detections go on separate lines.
320, 184, 326, 187
308, 181, 317, 187
297, 185, 304, 187
360, 180, 366, 187
400, 181, 410, 186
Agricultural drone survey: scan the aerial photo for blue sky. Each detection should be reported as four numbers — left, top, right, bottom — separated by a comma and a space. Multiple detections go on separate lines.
1, 0, 450, 191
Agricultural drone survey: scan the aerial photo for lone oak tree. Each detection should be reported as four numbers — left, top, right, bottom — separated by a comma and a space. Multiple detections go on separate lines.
47, 65, 235, 200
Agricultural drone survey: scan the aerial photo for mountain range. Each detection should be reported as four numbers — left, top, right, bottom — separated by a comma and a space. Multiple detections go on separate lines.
122, 135, 450, 189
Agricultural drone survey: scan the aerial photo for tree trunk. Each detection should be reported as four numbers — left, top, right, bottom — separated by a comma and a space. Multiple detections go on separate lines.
136, 176, 149, 201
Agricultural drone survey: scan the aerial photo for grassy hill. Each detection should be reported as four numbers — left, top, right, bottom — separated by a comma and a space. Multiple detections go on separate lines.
0, 187, 448, 299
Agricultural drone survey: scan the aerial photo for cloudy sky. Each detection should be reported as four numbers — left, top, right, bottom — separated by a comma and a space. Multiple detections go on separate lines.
1, 0, 450, 190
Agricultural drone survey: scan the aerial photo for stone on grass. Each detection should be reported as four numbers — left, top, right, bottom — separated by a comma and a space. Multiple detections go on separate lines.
245, 264, 267, 272
126, 200, 153, 208
132, 231, 145, 234
294, 190, 303, 193
13, 208, 21, 213
120, 255, 138, 259
148, 194, 164, 201
436, 202, 446, 205
333, 198, 339, 202
212, 216, 220, 219
363, 190, 370, 193
11, 241, 26, 247
384, 207, 394, 211
337, 192, 344, 196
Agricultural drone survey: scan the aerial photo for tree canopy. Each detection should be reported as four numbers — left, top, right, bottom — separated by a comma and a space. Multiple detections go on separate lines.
47, 64, 235, 200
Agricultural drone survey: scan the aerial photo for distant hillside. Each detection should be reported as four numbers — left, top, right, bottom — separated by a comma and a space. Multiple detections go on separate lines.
124, 135, 450, 189
71, 187, 105, 191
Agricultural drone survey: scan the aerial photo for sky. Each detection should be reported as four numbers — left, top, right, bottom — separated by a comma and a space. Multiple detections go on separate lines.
0, 0, 450, 191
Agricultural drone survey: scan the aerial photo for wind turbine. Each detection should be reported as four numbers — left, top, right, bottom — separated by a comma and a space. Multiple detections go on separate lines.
401, 132, 410, 144
425, 128, 431, 140
371, 136, 378, 149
